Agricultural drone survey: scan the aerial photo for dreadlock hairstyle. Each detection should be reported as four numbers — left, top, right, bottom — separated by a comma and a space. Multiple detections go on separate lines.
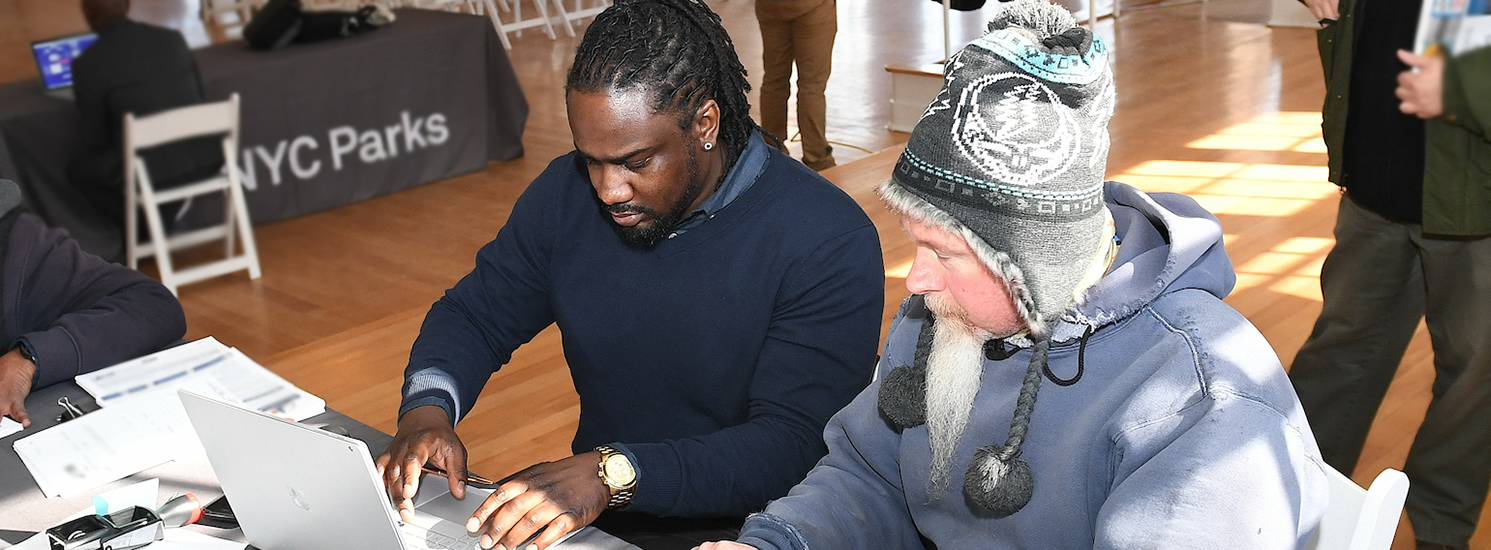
566, 0, 772, 178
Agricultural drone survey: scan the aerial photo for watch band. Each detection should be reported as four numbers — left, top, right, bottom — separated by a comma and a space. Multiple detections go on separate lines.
13, 339, 35, 365
595, 445, 635, 510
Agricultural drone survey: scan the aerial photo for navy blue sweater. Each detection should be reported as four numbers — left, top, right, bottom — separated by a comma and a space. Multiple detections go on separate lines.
401, 145, 884, 517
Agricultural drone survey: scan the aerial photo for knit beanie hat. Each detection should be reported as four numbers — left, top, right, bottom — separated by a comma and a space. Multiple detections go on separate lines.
875, 0, 1116, 517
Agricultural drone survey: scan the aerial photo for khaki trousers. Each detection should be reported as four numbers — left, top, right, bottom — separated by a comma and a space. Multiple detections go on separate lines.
1290, 194, 1491, 547
755, 0, 836, 170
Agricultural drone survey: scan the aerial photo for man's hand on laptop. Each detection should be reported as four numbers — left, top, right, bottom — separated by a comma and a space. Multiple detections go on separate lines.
465, 452, 609, 550
376, 405, 470, 523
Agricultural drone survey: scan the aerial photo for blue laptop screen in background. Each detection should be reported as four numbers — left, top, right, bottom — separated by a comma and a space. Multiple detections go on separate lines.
31, 33, 98, 91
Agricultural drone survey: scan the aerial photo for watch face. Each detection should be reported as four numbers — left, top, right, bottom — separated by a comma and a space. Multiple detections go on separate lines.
603, 454, 636, 486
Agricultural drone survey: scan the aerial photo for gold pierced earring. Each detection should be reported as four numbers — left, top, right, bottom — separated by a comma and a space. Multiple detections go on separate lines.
704, 142, 714, 151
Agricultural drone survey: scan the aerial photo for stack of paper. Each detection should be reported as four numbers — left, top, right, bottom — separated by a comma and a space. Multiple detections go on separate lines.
13, 338, 325, 498
1415, 0, 1491, 56
76, 337, 324, 421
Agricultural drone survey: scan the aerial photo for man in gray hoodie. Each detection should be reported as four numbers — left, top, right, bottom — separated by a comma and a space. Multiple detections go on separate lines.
696, 2, 1329, 548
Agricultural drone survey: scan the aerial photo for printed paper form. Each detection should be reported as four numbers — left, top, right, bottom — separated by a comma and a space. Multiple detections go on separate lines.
76, 337, 325, 421
12, 383, 219, 498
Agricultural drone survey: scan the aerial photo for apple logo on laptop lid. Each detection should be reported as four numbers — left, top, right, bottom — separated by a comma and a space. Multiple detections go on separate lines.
288, 487, 311, 511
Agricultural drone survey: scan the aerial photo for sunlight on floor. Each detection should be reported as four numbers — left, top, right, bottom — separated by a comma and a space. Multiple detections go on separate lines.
1187, 111, 1327, 152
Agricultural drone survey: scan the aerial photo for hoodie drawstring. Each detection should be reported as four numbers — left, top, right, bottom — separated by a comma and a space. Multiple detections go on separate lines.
1042, 325, 1095, 387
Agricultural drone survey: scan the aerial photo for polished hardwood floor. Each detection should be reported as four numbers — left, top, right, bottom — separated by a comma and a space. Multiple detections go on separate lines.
0, 0, 1464, 547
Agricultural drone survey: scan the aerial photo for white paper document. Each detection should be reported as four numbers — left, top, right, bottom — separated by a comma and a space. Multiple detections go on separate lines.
14, 337, 327, 498
1, 416, 21, 439
76, 337, 325, 421
1415, 0, 1491, 55
12, 386, 213, 498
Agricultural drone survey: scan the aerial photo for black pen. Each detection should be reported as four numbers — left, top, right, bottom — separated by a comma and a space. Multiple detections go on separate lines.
420, 464, 500, 489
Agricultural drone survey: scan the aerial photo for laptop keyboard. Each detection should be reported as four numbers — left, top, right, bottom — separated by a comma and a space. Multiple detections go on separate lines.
400, 523, 482, 550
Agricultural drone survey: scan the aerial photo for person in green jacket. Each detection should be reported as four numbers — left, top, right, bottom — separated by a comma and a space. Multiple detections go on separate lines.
1291, 0, 1491, 548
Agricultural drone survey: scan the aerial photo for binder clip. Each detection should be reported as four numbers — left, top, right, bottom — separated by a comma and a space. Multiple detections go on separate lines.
56, 397, 90, 423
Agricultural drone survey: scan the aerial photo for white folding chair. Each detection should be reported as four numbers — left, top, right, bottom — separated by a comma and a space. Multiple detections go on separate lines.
124, 94, 262, 296
1303, 467, 1410, 550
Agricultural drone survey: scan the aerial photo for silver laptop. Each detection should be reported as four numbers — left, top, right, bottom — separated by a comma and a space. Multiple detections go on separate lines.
179, 390, 517, 550
30, 32, 97, 101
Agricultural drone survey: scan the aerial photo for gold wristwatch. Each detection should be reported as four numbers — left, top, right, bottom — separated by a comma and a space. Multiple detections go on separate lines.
595, 445, 637, 509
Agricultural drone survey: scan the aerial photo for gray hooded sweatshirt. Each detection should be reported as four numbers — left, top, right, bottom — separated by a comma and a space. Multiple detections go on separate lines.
737, 181, 1329, 550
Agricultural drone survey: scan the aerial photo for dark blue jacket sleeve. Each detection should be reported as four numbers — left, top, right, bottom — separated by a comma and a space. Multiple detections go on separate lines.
5, 214, 187, 389
616, 223, 886, 517
399, 164, 559, 424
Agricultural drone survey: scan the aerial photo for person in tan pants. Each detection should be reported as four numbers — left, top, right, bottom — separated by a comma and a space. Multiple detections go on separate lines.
755, 0, 836, 171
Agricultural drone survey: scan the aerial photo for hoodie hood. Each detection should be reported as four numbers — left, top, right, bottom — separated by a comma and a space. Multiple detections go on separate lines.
1037, 180, 1236, 344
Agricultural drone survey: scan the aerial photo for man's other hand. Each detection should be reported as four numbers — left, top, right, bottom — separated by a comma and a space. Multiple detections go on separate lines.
466, 452, 609, 550
1397, 49, 1445, 119
1300, 0, 1339, 23
375, 405, 468, 523
0, 348, 36, 427
694, 543, 760, 550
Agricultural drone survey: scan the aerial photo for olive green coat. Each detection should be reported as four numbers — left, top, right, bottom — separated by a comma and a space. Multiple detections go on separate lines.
1317, 0, 1491, 236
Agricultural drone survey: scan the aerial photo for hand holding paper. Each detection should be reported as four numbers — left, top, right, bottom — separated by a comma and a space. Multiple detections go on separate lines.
1397, 49, 1445, 119
1299, 0, 1340, 24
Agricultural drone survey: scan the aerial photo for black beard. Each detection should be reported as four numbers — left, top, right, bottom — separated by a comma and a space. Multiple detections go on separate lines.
600, 144, 704, 250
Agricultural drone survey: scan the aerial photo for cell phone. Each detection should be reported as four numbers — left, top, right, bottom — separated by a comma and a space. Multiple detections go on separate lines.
197, 495, 238, 529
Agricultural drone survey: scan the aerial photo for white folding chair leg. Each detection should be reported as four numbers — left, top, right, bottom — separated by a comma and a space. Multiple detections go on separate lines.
134, 161, 180, 296
224, 176, 236, 260
548, 0, 576, 37
483, 0, 514, 49
529, 0, 558, 39
126, 163, 138, 271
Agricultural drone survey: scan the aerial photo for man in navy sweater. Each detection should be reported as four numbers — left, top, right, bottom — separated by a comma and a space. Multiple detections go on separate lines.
374, 1, 885, 549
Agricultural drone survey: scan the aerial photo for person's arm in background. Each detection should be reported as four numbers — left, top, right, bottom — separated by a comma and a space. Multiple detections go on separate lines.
0, 213, 186, 426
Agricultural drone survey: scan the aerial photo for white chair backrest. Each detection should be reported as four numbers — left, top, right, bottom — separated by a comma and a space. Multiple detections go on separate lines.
1303, 467, 1409, 550
126, 95, 239, 151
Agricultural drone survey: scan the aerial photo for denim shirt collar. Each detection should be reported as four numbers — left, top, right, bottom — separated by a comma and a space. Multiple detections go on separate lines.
667, 133, 770, 238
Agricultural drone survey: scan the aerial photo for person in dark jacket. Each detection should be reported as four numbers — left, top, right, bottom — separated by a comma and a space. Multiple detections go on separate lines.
372, 1, 884, 549
66, 0, 223, 250
1292, 0, 1491, 548
0, 179, 187, 429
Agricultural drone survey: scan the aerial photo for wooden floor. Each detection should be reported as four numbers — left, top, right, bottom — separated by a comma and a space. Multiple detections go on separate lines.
0, 0, 1464, 547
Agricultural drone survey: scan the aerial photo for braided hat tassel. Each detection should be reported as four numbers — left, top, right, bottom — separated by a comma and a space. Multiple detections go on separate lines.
964, 337, 1049, 516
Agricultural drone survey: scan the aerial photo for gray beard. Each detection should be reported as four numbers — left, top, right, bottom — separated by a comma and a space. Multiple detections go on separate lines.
924, 305, 990, 495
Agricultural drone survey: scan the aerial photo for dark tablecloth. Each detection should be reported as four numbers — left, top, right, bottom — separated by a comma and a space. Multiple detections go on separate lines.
0, 8, 527, 261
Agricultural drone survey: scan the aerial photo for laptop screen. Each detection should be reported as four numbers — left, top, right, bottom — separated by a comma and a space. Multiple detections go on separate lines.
31, 33, 99, 91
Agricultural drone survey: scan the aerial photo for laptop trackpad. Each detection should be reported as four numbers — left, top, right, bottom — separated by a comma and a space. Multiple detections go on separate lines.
413, 483, 494, 524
